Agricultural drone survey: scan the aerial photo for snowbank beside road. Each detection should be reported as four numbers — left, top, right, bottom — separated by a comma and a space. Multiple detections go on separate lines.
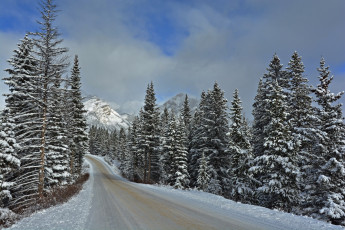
93, 154, 344, 230
137, 184, 344, 230
7, 155, 344, 230
7, 161, 94, 230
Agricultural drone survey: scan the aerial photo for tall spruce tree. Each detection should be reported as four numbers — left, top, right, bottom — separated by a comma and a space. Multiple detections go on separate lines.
252, 55, 288, 157
3, 35, 42, 210
45, 77, 70, 186
311, 58, 345, 225
141, 82, 160, 183
129, 116, 144, 182
252, 79, 267, 157
67, 55, 89, 176
228, 89, 254, 202
181, 94, 192, 131
286, 52, 319, 211
31, 0, 69, 197
0, 110, 20, 208
189, 91, 207, 188
209, 82, 230, 195
196, 152, 210, 192
250, 80, 298, 211
189, 83, 229, 194
159, 109, 172, 184
172, 118, 190, 189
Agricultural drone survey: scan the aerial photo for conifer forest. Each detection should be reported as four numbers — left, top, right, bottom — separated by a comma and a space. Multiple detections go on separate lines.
0, 0, 88, 218
1, 0, 345, 228
89, 53, 345, 226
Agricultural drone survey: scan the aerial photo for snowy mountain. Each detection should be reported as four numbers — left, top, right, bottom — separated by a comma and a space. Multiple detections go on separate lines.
159, 93, 199, 115
83, 97, 130, 131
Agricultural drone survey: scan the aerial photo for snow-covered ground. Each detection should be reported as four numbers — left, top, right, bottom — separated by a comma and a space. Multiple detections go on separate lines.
95, 156, 345, 230
137, 184, 344, 230
6, 155, 344, 230
7, 162, 94, 230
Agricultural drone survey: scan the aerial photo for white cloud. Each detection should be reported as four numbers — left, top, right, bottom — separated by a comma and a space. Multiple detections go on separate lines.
1, 0, 344, 115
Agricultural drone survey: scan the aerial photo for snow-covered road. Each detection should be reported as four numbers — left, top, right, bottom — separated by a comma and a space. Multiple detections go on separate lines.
86, 156, 267, 230
8, 154, 343, 230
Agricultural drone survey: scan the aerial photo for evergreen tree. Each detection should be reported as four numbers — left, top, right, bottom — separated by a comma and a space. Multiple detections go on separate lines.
118, 128, 127, 162
252, 55, 287, 158
252, 79, 267, 157
45, 77, 70, 186
0, 110, 20, 207
228, 89, 254, 202
311, 58, 345, 225
88, 126, 97, 154
119, 129, 133, 180
189, 91, 208, 188
141, 82, 160, 183
109, 129, 118, 159
68, 55, 89, 176
172, 118, 190, 189
31, 0, 69, 197
159, 109, 172, 184
189, 83, 229, 194
196, 152, 210, 192
3, 35, 42, 210
250, 80, 298, 211
181, 94, 192, 131
208, 82, 230, 195
286, 52, 319, 212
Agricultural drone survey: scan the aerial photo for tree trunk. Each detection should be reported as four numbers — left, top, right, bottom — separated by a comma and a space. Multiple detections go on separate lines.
144, 151, 147, 183
70, 149, 75, 176
38, 88, 47, 198
148, 150, 151, 183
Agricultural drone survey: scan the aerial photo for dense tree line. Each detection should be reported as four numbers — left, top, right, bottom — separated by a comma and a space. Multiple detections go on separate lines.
90, 52, 345, 226
0, 0, 88, 214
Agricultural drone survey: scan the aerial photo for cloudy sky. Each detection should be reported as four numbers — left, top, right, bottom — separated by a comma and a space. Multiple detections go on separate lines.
0, 0, 344, 116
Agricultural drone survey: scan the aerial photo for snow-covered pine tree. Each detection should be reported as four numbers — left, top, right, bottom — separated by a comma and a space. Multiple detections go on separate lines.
134, 111, 147, 182
0, 110, 20, 208
311, 58, 345, 225
181, 94, 192, 132
118, 128, 127, 163
141, 82, 160, 183
163, 115, 178, 185
285, 51, 319, 212
250, 80, 299, 211
88, 126, 97, 154
45, 77, 70, 186
120, 128, 134, 180
208, 82, 230, 195
128, 118, 139, 181
189, 91, 207, 188
196, 152, 210, 192
228, 89, 254, 202
189, 83, 229, 195
109, 129, 118, 160
3, 35, 42, 210
252, 55, 287, 158
159, 108, 171, 184
172, 118, 190, 189
252, 79, 267, 157
68, 55, 89, 176
151, 106, 162, 183
31, 0, 69, 197
129, 110, 145, 182
101, 129, 111, 156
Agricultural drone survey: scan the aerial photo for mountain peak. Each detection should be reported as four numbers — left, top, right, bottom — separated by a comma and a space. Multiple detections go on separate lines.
84, 97, 130, 131
159, 93, 199, 115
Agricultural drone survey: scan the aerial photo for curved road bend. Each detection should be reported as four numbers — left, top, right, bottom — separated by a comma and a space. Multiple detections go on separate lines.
86, 155, 280, 230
